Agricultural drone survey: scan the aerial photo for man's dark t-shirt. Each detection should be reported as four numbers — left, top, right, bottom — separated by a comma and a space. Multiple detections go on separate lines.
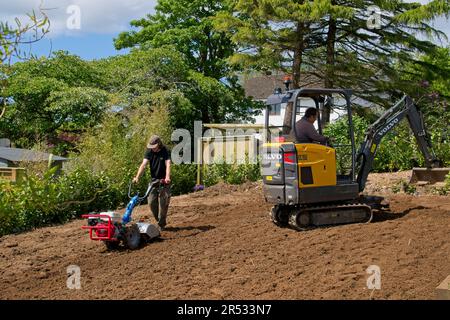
144, 146, 170, 179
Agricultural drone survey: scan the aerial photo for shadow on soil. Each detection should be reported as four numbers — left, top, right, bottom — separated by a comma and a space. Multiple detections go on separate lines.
160, 225, 216, 240
371, 206, 426, 223
163, 225, 215, 232
101, 225, 216, 252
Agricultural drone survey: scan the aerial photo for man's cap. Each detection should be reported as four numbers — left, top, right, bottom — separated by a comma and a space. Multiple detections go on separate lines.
147, 135, 162, 149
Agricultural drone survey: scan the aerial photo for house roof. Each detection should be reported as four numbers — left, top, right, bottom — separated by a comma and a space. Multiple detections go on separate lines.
242, 73, 324, 100
0, 147, 67, 162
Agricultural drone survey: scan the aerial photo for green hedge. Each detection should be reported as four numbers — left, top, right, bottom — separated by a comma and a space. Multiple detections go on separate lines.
0, 167, 124, 236
203, 159, 261, 186
169, 164, 198, 195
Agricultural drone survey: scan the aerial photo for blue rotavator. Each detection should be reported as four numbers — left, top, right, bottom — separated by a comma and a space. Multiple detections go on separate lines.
82, 179, 166, 250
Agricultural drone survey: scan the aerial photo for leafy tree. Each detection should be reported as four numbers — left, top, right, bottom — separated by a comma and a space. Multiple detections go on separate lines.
95, 47, 191, 94
1, 7, 50, 119
114, 0, 235, 80
93, 47, 261, 127
215, 0, 352, 86
46, 87, 109, 131
400, 46, 450, 99
0, 51, 109, 154
396, 46, 450, 166
396, 0, 450, 24
114, 1, 263, 126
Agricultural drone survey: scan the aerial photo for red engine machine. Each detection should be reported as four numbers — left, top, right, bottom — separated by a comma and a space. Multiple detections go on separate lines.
82, 180, 163, 250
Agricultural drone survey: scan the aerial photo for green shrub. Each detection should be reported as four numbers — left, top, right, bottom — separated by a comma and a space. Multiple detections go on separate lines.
170, 164, 198, 195
203, 158, 260, 186
403, 180, 416, 195
373, 123, 418, 172
391, 182, 401, 194
203, 161, 228, 186
323, 115, 369, 174
323, 114, 450, 173
390, 180, 417, 195
0, 167, 123, 236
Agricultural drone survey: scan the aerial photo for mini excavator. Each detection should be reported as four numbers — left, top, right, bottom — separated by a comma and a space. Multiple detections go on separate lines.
261, 88, 449, 230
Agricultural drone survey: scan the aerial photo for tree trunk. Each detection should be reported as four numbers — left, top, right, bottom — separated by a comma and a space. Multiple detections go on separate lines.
322, 15, 337, 125
283, 22, 305, 135
292, 22, 305, 90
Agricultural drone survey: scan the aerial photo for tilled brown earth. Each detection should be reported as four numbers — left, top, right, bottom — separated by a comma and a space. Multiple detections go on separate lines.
0, 173, 449, 300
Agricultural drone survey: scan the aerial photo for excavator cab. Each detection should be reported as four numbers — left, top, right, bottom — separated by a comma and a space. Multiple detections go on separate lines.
263, 88, 357, 183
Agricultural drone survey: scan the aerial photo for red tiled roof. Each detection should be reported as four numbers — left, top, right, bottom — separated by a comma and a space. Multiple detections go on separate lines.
242, 73, 324, 100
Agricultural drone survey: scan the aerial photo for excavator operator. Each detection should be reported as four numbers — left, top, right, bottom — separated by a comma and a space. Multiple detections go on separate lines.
295, 107, 330, 145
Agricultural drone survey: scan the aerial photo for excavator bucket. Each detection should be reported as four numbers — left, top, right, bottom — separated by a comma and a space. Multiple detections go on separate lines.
410, 167, 450, 185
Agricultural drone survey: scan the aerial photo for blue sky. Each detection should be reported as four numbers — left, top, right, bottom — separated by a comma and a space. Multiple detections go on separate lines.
25, 33, 132, 60
2, 0, 157, 60
2, 0, 449, 61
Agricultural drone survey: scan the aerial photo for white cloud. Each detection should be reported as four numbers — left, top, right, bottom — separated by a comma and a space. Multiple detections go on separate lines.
0, 0, 157, 37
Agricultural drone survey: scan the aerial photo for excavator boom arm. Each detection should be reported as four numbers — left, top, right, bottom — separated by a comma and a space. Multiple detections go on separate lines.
356, 95, 441, 192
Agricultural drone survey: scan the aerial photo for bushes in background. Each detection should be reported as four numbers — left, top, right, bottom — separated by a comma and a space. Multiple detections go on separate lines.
323, 114, 450, 173
203, 159, 261, 187
170, 164, 198, 195
0, 167, 123, 236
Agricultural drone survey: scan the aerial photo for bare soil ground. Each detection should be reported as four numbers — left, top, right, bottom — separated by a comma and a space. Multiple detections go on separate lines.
0, 171, 449, 300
